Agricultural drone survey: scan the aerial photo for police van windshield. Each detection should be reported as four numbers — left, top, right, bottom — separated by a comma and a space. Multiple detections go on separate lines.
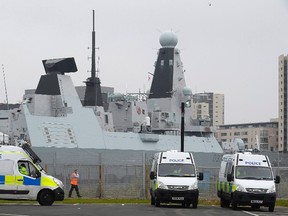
235, 166, 273, 180
158, 164, 196, 177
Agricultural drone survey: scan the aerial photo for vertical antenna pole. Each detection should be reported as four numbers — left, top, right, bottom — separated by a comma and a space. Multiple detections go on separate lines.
2, 64, 9, 110
91, 10, 96, 79
91, 10, 97, 107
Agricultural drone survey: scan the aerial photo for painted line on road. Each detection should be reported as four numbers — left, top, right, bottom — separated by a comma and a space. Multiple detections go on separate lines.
0, 214, 29, 216
242, 211, 259, 216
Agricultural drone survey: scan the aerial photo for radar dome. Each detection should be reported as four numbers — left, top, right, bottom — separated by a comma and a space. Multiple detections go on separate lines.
159, 31, 178, 48
182, 87, 192, 96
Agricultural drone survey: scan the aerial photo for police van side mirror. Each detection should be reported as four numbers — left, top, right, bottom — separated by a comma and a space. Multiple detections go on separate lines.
150, 171, 155, 180
36, 170, 41, 178
275, 175, 280, 184
198, 172, 203, 181
227, 173, 233, 182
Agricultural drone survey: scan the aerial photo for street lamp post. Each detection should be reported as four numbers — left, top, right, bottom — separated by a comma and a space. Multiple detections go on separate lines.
181, 102, 185, 152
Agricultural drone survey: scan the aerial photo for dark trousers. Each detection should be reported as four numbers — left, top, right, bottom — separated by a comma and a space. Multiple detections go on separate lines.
68, 184, 81, 197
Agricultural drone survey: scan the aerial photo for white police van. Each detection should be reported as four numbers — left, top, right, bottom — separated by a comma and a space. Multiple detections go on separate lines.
149, 150, 203, 208
0, 144, 64, 205
217, 152, 280, 212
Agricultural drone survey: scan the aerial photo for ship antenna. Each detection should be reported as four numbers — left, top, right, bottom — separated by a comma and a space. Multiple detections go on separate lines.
91, 10, 96, 80
83, 10, 103, 107
1, 64, 9, 110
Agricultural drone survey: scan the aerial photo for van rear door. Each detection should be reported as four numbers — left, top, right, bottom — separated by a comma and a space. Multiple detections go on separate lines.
0, 159, 17, 199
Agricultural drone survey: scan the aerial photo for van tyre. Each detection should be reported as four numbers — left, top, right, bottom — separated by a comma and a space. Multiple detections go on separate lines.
38, 190, 54, 206
231, 199, 237, 210
268, 204, 275, 212
150, 196, 155, 205
225, 201, 230, 208
220, 198, 225, 208
192, 201, 198, 208
220, 198, 230, 208
155, 196, 160, 207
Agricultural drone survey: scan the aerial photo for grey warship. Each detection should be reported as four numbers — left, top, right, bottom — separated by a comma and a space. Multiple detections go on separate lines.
0, 13, 223, 168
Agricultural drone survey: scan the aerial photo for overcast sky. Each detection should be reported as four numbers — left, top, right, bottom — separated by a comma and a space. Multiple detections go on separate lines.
0, 0, 288, 125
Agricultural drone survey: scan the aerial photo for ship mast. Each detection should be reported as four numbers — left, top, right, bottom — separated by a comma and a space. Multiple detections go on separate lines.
83, 10, 103, 107
91, 10, 96, 80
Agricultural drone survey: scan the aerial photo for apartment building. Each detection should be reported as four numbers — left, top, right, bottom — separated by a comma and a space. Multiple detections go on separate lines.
215, 121, 278, 151
279, 54, 288, 152
192, 92, 224, 126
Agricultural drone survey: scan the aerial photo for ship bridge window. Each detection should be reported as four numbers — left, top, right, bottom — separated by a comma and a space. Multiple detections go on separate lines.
169, 60, 173, 66
160, 60, 164, 66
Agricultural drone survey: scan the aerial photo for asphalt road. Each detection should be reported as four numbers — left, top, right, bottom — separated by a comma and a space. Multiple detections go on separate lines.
0, 204, 287, 216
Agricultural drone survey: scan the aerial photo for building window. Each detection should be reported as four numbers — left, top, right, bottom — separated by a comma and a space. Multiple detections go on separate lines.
260, 137, 268, 143
234, 132, 240, 136
260, 130, 268, 137
221, 133, 227, 136
242, 138, 248, 143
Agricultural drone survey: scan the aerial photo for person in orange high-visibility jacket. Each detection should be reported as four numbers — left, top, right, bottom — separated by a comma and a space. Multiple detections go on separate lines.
68, 169, 82, 198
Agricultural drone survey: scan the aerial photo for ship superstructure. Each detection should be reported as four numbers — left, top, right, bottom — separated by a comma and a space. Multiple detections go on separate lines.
0, 14, 223, 167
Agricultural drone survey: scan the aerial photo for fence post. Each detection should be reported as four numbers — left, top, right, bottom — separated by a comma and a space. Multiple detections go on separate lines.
98, 153, 102, 198
145, 163, 149, 199
99, 164, 102, 198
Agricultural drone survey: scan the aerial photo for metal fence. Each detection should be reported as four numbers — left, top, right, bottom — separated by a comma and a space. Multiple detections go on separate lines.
44, 163, 288, 199
32, 147, 288, 199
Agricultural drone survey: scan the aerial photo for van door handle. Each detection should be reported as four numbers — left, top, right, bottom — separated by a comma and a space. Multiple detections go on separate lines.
17, 179, 23, 181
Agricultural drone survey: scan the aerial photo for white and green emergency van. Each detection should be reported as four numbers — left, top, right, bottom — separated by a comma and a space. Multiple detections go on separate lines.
0, 144, 64, 205
149, 150, 203, 208
217, 152, 280, 212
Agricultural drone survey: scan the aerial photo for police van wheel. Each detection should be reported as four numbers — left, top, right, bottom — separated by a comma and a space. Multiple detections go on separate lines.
220, 198, 225, 208
155, 197, 160, 207
220, 198, 229, 208
268, 204, 275, 212
231, 200, 237, 210
151, 196, 155, 205
192, 201, 198, 209
38, 190, 54, 206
